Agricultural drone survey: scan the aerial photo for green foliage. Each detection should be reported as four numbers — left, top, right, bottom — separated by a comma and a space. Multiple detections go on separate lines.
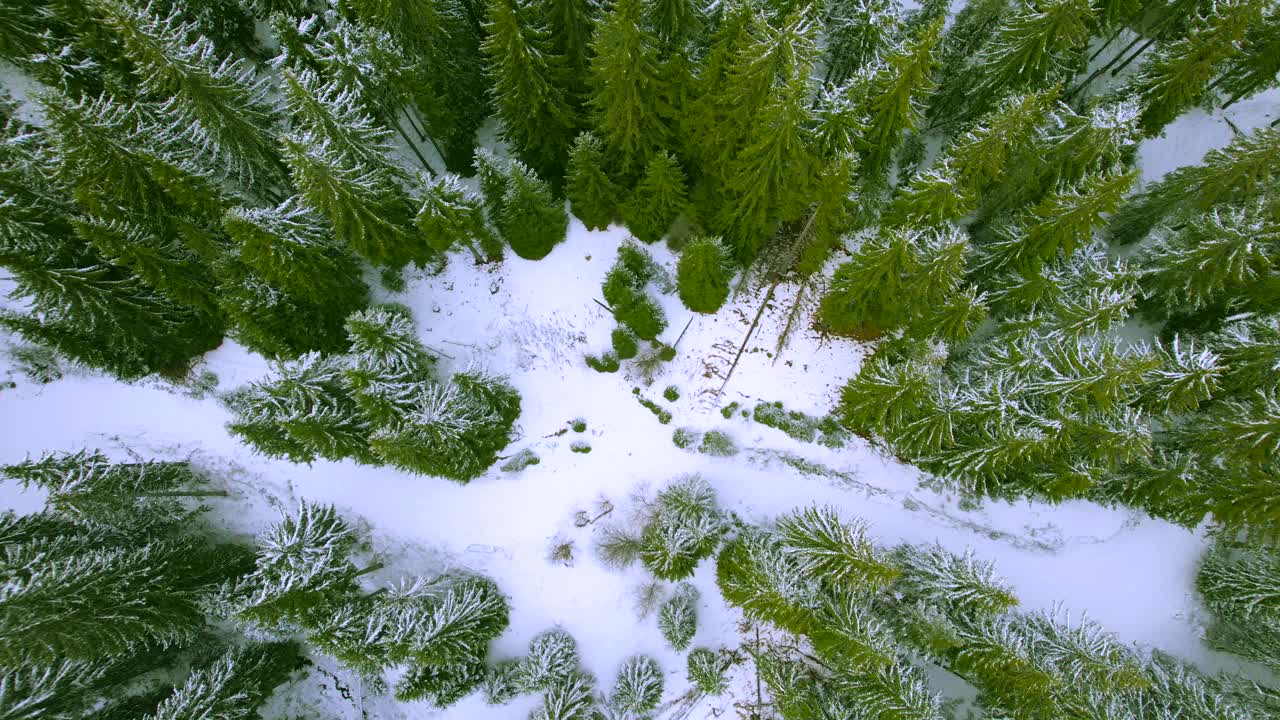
639, 476, 724, 580
663, 385, 680, 402
611, 328, 639, 359
482, 0, 578, 182
686, 648, 731, 696
1107, 126, 1279, 245
1125, 0, 1264, 137
603, 244, 669, 340
608, 655, 663, 717
586, 351, 621, 373
565, 133, 623, 230
147, 642, 303, 720
625, 151, 690, 244
415, 175, 502, 261
677, 236, 731, 313
496, 158, 569, 260
588, 0, 674, 181
518, 628, 581, 691
657, 583, 698, 650
500, 448, 542, 472
860, 18, 942, 178
820, 225, 969, 337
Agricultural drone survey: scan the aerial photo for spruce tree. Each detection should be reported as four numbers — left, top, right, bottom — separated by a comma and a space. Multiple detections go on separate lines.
820, 225, 969, 337
716, 76, 819, 263
342, 0, 489, 171
608, 655, 664, 718
281, 132, 425, 269
1213, 8, 1280, 108
2, 450, 225, 535
565, 132, 623, 230
228, 501, 363, 632
657, 583, 698, 651
588, 0, 673, 182
482, 0, 578, 182
499, 159, 569, 260
147, 642, 303, 720
226, 352, 373, 464
859, 18, 942, 178
224, 198, 368, 308
96, 0, 284, 188
1124, 0, 1265, 137
677, 236, 732, 313
977, 168, 1137, 278
0, 532, 245, 667
541, 0, 597, 105
416, 175, 503, 262
822, 0, 903, 88
927, 0, 1010, 124
1107, 126, 1279, 245
1138, 197, 1280, 320
960, 0, 1092, 122
624, 151, 689, 243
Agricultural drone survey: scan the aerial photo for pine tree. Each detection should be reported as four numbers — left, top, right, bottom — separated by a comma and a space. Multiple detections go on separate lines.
500, 159, 569, 260
531, 672, 598, 720
224, 198, 368, 308
415, 174, 503, 262
1213, 8, 1280, 108
542, 0, 596, 104
608, 655, 663, 718
95, 0, 284, 188
775, 506, 900, 591
820, 225, 969, 336
1138, 197, 1280, 318
648, 0, 703, 49
657, 583, 698, 651
565, 132, 623, 230
0, 532, 245, 666
344, 305, 436, 425
716, 75, 819, 263
962, 0, 1092, 122
279, 68, 395, 168
588, 0, 672, 182
226, 352, 372, 464
482, 0, 578, 183
927, 0, 1010, 124
978, 168, 1137, 277
686, 648, 731, 696
2, 450, 224, 534
1107, 126, 1279, 245
518, 628, 581, 691
822, 0, 903, 88
146, 642, 302, 720
342, 0, 489, 171
281, 130, 425, 269
638, 476, 724, 580
1197, 541, 1280, 671
0, 659, 108, 720
858, 18, 942, 178
1125, 0, 1265, 137
229, 501, 363, 631
676, 236, 731, 313
624, 151, 689, 244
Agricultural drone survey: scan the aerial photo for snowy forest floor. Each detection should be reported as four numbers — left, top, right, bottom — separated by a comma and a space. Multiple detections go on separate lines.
1, 76, 1278, 720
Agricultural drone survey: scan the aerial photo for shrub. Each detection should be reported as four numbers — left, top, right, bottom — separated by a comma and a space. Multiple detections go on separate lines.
687, 648, 731, 696
586, 352, 621, 373
611, 328, 639, 359
663, 385, 680, 402
658, 583, 698, 650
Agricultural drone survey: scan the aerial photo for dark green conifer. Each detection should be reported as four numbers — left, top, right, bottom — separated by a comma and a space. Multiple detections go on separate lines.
482, 0, 578, 182
677, 236, 731, 313
588, 0, 673, 181
565, 132, 624, 231
625, 151, 690, 244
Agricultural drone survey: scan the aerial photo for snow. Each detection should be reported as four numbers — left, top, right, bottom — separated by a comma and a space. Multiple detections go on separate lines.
3, 50, 1278, 720
0, 212, 1249, 717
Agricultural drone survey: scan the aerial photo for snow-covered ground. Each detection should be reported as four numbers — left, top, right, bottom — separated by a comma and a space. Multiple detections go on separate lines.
1, 55, 1276, 718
